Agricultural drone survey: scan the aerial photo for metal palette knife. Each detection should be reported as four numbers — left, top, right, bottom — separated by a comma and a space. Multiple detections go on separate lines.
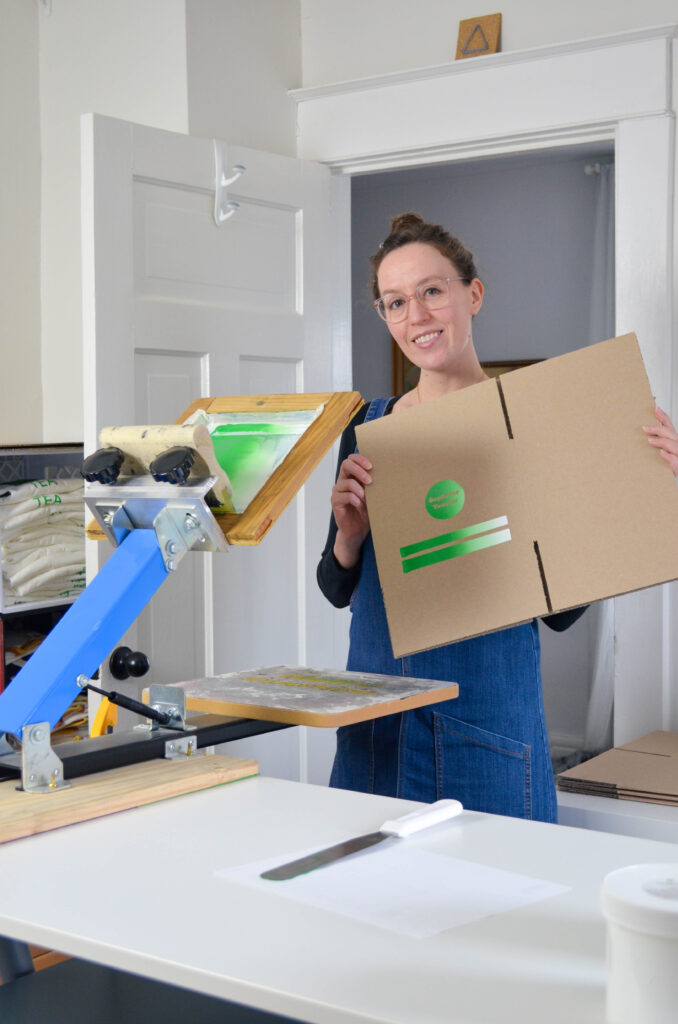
261, 799, 463, 880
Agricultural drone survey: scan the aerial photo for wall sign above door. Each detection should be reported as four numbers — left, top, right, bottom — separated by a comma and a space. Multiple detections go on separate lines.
456, 13, 502, 60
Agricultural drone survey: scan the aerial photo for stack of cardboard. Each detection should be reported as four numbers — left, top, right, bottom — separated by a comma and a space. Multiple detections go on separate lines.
557, 731, 678, 805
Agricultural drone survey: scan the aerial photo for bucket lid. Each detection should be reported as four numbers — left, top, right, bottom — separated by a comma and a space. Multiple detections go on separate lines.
602, 863, 678, 940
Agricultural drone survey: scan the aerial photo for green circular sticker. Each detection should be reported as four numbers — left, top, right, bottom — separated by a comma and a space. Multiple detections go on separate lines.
425, 480, 465, 519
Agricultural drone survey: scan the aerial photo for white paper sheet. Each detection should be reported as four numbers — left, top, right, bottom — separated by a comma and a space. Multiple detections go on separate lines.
217, 841, 570, 939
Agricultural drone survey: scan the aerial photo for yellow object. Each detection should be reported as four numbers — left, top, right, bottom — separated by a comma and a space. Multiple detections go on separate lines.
90, 696, 118, 738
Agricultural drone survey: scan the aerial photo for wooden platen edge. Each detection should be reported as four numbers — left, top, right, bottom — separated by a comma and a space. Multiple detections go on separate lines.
184, 683, 459, 728
0, 754, 257, 845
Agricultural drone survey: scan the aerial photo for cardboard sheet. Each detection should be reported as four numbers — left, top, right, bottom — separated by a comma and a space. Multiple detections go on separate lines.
557, 731, 678, 804
357, 334, 678, 657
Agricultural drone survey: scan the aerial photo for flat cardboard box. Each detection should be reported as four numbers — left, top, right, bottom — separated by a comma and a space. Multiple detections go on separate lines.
557, 731, 678, 804
356, 334, 678, 657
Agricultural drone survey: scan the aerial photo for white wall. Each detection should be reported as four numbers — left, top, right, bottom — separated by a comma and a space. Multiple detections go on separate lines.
38, 0, 189, 442
300, 0, 678, 86
33, 0, 301, 444
0, 0, 42, 443
186, 0, 301, 157
6, 1, 673, 446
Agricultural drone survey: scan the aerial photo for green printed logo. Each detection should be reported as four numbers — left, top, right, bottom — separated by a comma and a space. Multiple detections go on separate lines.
425, 480, 465, 519
400, 515, 511, 574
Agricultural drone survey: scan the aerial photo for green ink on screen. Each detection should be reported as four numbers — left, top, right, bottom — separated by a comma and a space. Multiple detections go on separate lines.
206, 410, 322, 512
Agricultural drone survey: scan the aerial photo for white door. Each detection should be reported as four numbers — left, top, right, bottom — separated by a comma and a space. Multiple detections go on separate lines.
81, 114, 348, 782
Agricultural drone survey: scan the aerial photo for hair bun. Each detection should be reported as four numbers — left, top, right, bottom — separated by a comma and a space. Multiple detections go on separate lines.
390, 212, 424, 234
369, 211, 478, 298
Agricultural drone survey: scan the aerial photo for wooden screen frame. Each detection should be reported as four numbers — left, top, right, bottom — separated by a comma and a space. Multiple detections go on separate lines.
178, 392, 364, 545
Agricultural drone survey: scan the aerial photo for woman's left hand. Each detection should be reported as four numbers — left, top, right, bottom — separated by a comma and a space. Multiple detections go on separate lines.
644, 407, 678, 476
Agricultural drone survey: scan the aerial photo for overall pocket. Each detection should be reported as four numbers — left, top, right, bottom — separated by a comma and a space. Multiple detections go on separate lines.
433, 712, 532, 818
330, 721, 375, 793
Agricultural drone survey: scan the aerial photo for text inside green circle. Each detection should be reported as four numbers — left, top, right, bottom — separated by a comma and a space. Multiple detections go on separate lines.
425, 480, 465, 519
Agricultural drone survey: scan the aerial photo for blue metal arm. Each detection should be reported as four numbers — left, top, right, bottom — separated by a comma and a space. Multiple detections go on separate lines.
0, 530, 169, 737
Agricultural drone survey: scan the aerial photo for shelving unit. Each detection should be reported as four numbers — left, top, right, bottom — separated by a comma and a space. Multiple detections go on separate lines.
0, 443, 84, 694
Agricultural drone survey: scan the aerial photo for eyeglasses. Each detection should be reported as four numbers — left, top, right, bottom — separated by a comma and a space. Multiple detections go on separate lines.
374, 277, 469, 324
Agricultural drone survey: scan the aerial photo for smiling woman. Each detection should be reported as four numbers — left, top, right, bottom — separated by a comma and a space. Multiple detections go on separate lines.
317, 211, 677, 822
317, 211, 590, 824
371, 220, 486, 408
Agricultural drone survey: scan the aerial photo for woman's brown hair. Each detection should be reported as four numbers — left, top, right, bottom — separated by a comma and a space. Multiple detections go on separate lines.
369, 212, 478, 299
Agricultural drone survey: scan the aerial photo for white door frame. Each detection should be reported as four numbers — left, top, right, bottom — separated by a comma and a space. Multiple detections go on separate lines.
292, 25, 678, 744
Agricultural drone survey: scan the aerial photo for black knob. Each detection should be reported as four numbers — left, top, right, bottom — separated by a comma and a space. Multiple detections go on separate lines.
81, 447, 124, 485
109, 646, 150, 681
149, 446, 195, 485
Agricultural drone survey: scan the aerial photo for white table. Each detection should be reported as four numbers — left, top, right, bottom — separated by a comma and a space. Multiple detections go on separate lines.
0, 775, 676, 1024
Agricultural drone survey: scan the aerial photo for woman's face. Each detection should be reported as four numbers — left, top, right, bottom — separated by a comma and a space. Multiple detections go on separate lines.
376, 242, 483, 373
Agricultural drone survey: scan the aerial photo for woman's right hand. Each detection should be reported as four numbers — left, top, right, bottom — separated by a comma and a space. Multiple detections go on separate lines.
331, 453, 372, 569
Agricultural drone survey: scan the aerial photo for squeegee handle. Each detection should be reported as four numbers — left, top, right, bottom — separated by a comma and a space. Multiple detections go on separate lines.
85, 682, 170, 726
109, 690, 170, 725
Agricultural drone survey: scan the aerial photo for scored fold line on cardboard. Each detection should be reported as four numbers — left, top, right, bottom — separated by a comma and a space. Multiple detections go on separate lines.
356, 333, 678, 659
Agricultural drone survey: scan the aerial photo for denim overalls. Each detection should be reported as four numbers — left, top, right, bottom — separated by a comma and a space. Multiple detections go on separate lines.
329, 397, 557, 823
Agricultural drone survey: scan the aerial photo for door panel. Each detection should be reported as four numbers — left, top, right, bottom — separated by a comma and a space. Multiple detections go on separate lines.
133, 181, 298, 310
82, 114, 344, 780
134, 348, 209, 686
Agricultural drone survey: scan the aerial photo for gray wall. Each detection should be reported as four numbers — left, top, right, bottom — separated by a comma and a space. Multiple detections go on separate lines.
351, 145, 613, 401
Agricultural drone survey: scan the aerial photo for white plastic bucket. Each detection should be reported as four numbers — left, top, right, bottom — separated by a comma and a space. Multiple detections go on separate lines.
601, 863, 678, 1024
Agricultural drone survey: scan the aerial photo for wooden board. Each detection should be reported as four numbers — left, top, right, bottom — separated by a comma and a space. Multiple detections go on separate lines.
145, 666, 459, 728
0, 753, 257, 845
29, 946, 70, 972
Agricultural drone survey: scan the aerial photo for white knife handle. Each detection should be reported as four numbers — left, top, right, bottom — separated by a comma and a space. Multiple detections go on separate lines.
380, 798, 463, 837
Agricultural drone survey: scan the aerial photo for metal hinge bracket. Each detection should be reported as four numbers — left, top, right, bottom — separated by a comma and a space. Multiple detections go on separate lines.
20, 723, 70, 793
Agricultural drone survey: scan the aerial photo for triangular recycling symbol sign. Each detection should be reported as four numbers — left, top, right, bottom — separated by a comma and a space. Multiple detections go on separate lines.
462, 24, 489, 55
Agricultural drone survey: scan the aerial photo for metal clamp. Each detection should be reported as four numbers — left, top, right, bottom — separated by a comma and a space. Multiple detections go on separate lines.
20, 723, 69, 793
98, 503, 134, 548
85, 476, 228, 557
165, 735, 197, 760
147, 684, 193, 733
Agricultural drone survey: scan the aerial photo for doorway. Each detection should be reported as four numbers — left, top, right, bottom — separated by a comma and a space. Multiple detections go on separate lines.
349, 142, 615, 765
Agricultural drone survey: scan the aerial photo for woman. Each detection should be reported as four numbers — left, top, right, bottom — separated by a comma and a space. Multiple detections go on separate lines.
317, 212, 678, 823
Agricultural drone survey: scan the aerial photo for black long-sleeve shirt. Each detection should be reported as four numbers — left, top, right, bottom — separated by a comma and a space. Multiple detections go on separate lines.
316, 400, 587, 631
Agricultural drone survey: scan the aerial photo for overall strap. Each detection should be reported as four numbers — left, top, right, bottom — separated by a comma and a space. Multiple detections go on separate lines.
364, 397, 392, 423
354, 397, 392, 454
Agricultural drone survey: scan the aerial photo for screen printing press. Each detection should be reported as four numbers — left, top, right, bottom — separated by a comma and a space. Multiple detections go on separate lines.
0, 391, 458, 844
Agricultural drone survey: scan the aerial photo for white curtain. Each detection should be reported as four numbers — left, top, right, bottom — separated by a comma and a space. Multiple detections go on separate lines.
584, 162, 615, 754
